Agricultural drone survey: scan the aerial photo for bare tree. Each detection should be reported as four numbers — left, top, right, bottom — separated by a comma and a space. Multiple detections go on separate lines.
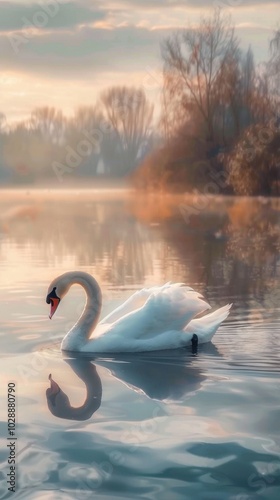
161, 9, 239, 141
242, 47, 255, 111
268, 27, 280, 114
100, 86, 154, 174
65, 106, 103, 175
3, 121, 52, 180
69, 106, 103, 135
160, 69, 188, 141
270, 27, 280, 68
0, 112, 7, 132
30, 107, 65, 144
213, 49, 243, 142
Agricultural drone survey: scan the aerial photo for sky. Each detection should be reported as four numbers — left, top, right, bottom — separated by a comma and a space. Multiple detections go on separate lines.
0, 0, 279, 123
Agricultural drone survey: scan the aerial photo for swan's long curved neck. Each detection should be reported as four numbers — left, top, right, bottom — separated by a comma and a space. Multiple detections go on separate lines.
61, 272, 102, 351
67, 361, 102, 419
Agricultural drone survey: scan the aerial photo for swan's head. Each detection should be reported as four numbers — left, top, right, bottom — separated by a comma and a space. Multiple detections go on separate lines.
46, 273, 72, 319
46, 373, 73, 419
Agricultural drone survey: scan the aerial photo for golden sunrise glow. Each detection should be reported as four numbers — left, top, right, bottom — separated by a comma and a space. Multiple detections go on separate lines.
0, 1, 278, 123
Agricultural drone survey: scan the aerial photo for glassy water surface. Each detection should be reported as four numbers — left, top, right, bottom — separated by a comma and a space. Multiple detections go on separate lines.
0, 190, 279, 499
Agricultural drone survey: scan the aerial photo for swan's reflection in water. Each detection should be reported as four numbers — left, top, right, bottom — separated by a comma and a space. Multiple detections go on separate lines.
46, 361, 102, 420
46, 343, 221, 421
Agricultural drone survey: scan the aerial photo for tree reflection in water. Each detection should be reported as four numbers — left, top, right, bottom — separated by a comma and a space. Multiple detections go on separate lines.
0, 192, 279, 319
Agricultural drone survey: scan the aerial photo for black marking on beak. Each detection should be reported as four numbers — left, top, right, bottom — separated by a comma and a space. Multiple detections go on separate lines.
46, 287, 60, 305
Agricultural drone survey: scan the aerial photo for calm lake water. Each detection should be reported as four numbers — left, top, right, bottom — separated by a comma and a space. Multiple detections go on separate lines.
0, 189, 279, 500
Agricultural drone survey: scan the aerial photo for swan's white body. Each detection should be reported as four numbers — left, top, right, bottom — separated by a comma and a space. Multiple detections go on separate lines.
46, 272, 231, 353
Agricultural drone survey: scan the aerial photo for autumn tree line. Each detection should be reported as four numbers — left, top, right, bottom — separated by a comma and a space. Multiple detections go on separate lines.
0, 10, 279, 194
135, 10, 280, 196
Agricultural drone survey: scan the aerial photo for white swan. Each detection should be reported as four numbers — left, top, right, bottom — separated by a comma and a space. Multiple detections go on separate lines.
46, 271, 231, 353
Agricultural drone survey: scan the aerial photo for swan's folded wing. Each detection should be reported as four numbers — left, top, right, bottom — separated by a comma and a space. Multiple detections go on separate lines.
184, 303, 232, 342
100, 283, 192, 325
141, 286, 211, 336
103, 285, 210, 340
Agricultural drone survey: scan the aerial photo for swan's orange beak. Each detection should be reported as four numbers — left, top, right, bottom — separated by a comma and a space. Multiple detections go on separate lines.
49, 298, 60, 319
46, 374, 61, 405
48, 374, 60, 395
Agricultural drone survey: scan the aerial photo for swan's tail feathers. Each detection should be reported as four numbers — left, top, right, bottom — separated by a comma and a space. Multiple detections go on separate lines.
184, 303, 232, 343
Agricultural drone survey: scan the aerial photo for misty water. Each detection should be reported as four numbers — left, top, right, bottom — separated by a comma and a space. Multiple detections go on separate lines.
0, 189, 279, 500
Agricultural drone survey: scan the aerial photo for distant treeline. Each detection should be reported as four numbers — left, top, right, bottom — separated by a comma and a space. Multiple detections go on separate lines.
0, 87, 155, 184
0, 9, 279, 194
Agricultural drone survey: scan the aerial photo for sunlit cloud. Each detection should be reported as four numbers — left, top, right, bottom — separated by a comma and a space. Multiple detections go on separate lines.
0, 1, 106, 32
0, 0, 279, 122
0, 68, 162, 123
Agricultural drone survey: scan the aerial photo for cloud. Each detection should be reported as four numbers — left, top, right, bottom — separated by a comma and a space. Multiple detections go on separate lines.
0, 0, 276, 122
0, 1, 106, 33
93, 0, 280, 9
0, 25, 166, 79
0, 67, 161, 123
0, 16, 273, 80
